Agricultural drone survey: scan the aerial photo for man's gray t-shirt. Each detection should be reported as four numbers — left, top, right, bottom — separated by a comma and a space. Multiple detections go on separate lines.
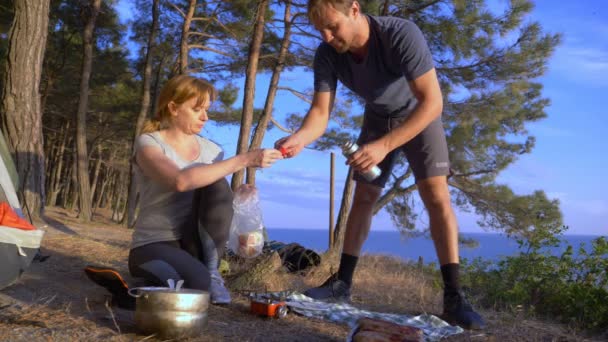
313, 15, 434, 118
131, 132, 224, 249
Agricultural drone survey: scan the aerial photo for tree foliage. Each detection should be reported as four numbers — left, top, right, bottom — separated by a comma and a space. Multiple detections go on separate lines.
1, 0, 565, 241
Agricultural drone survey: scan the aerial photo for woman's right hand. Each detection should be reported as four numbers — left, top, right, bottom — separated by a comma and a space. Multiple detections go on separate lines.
246, 148, 283, 168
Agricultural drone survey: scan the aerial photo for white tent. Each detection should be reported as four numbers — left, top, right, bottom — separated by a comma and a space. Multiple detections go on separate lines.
0, 130, 44, 290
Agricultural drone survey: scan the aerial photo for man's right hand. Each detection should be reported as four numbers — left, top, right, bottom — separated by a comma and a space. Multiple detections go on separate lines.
274, 135, 305, 158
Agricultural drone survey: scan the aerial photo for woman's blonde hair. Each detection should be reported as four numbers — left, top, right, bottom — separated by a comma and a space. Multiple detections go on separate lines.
307, 0, 355, 24
142, 75, 217, 133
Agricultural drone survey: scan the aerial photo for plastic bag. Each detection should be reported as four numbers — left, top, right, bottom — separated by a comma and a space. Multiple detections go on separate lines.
228, 184, 265, 258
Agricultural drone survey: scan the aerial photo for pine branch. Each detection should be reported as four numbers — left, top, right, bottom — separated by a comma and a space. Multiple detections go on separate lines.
188, 44, 236, 58
169, 2, 186, 19
373, 167, 414, 214
270, 117, 294, 133
278, 86, 312, 104
399, 0, 443, 16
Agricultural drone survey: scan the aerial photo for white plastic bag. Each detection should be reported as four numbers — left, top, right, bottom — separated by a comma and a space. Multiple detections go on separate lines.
228, 184, 265, 258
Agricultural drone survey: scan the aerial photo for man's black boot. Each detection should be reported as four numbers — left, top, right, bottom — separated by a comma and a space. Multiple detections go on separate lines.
303, 273, 351, 302
442, 290, 485, 330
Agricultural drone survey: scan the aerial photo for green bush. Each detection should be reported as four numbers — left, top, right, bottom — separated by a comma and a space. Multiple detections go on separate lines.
460, 231, 608, 332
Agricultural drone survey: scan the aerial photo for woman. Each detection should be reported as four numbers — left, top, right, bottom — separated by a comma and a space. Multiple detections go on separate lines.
128, 75, 282, 304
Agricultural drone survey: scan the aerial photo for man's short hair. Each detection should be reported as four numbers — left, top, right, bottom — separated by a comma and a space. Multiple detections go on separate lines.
308, 0, 356, 23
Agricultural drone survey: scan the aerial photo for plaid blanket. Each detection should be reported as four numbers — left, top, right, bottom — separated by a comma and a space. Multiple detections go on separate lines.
255, 292, 463, 341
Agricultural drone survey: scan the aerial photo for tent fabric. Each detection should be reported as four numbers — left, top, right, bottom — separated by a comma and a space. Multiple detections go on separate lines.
0, 226, 44, 254
0, 202, 36, 230
0, 130, 44, 290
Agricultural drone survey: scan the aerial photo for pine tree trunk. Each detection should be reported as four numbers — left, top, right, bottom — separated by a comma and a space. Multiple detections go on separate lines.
331, 167, 355, 251
246, 1, 292, 185
44, 130, 57, 186
67, 150, 78, 210
134, 0, 159, 138
74, 0, 102, 221
112, 170, 125, 222
0, 0, 50, 219
94, 166, 111, 211
150, 54, 167, 118
124, 0, 160, 227
47, 121, 69, 206
231, 0, 268, 190
105, 169, 117, 210
89, 144, 102, 202
179, 0, 196, 75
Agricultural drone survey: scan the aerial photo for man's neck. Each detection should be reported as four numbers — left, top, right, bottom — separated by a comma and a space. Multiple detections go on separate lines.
349, 14, 370, 60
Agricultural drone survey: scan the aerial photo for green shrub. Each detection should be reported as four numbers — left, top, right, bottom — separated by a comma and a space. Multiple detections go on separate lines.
460, 231, 608, 332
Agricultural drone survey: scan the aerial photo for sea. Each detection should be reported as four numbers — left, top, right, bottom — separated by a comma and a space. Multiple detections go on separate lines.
265, 228, 605, 264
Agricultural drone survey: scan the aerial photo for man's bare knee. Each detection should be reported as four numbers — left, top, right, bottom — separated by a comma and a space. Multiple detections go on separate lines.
417, 176, 452, 213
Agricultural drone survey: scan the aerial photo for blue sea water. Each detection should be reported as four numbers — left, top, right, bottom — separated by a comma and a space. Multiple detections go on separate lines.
265, 228, 604, 264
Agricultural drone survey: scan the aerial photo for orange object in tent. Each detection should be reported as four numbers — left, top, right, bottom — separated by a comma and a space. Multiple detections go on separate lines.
0, 202, 35, 230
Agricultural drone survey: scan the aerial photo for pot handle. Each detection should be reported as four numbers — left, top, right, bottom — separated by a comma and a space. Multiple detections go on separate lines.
128, 287, 144, 298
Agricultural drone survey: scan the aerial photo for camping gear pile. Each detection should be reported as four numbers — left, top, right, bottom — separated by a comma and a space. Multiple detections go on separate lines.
0, 130, 44, 290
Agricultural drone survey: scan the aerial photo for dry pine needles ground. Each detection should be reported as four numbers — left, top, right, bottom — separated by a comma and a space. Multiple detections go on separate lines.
0, 207, 596, 342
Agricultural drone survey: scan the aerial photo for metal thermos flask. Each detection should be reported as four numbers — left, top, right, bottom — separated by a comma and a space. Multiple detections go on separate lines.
341, 141, 381, 181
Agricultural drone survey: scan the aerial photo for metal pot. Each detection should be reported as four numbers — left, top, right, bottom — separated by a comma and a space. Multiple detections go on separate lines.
129, 286, 210, 339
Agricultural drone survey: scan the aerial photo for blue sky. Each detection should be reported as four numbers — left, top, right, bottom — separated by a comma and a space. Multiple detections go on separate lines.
117, 1, 607, 236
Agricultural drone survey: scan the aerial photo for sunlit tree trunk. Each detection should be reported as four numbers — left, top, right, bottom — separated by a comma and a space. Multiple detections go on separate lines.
124, 0, 160, 227
74, 0, 101, 221
246, 0, 292, 185
231, 0, 268, 190
0, 0, 50, 219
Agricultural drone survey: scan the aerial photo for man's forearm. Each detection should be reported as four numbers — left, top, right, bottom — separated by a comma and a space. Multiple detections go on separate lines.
295, 108, 329, 146
380, 99, 442, 151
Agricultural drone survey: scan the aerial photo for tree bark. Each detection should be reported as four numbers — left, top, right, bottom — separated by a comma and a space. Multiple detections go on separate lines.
179, 0, 196, 75
124, 0, 160, 227
246, 1, 292, 185
231, 0, 268, 190
134, 0, 160, 137
89, 144, 102, 202
74, 0, 101, 221
94, 153, 114, 211
47, 121, 69, 206
0, 0, 50, 219
112, 170, 126, 222
150, 54, 167, 118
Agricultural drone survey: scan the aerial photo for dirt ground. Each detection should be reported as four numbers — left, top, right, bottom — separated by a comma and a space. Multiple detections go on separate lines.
0, 207, 600, 341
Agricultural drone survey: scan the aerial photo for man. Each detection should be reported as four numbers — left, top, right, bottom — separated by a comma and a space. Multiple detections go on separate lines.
275, 0, 485, 330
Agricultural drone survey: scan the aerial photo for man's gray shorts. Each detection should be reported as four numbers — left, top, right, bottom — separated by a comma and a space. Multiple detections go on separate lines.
354, 114, 450, 188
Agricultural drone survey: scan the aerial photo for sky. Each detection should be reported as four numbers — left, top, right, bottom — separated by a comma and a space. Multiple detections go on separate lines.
116, 0, 607, 236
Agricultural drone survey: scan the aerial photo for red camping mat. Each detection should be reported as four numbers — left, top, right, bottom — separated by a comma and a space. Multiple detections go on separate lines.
0, 202, 35, 230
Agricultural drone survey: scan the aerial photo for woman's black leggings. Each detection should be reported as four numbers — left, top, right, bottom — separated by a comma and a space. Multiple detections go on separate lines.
128, 178, 234, 290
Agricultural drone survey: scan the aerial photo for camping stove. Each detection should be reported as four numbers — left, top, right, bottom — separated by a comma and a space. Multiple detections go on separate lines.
247, 291, 288, 319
